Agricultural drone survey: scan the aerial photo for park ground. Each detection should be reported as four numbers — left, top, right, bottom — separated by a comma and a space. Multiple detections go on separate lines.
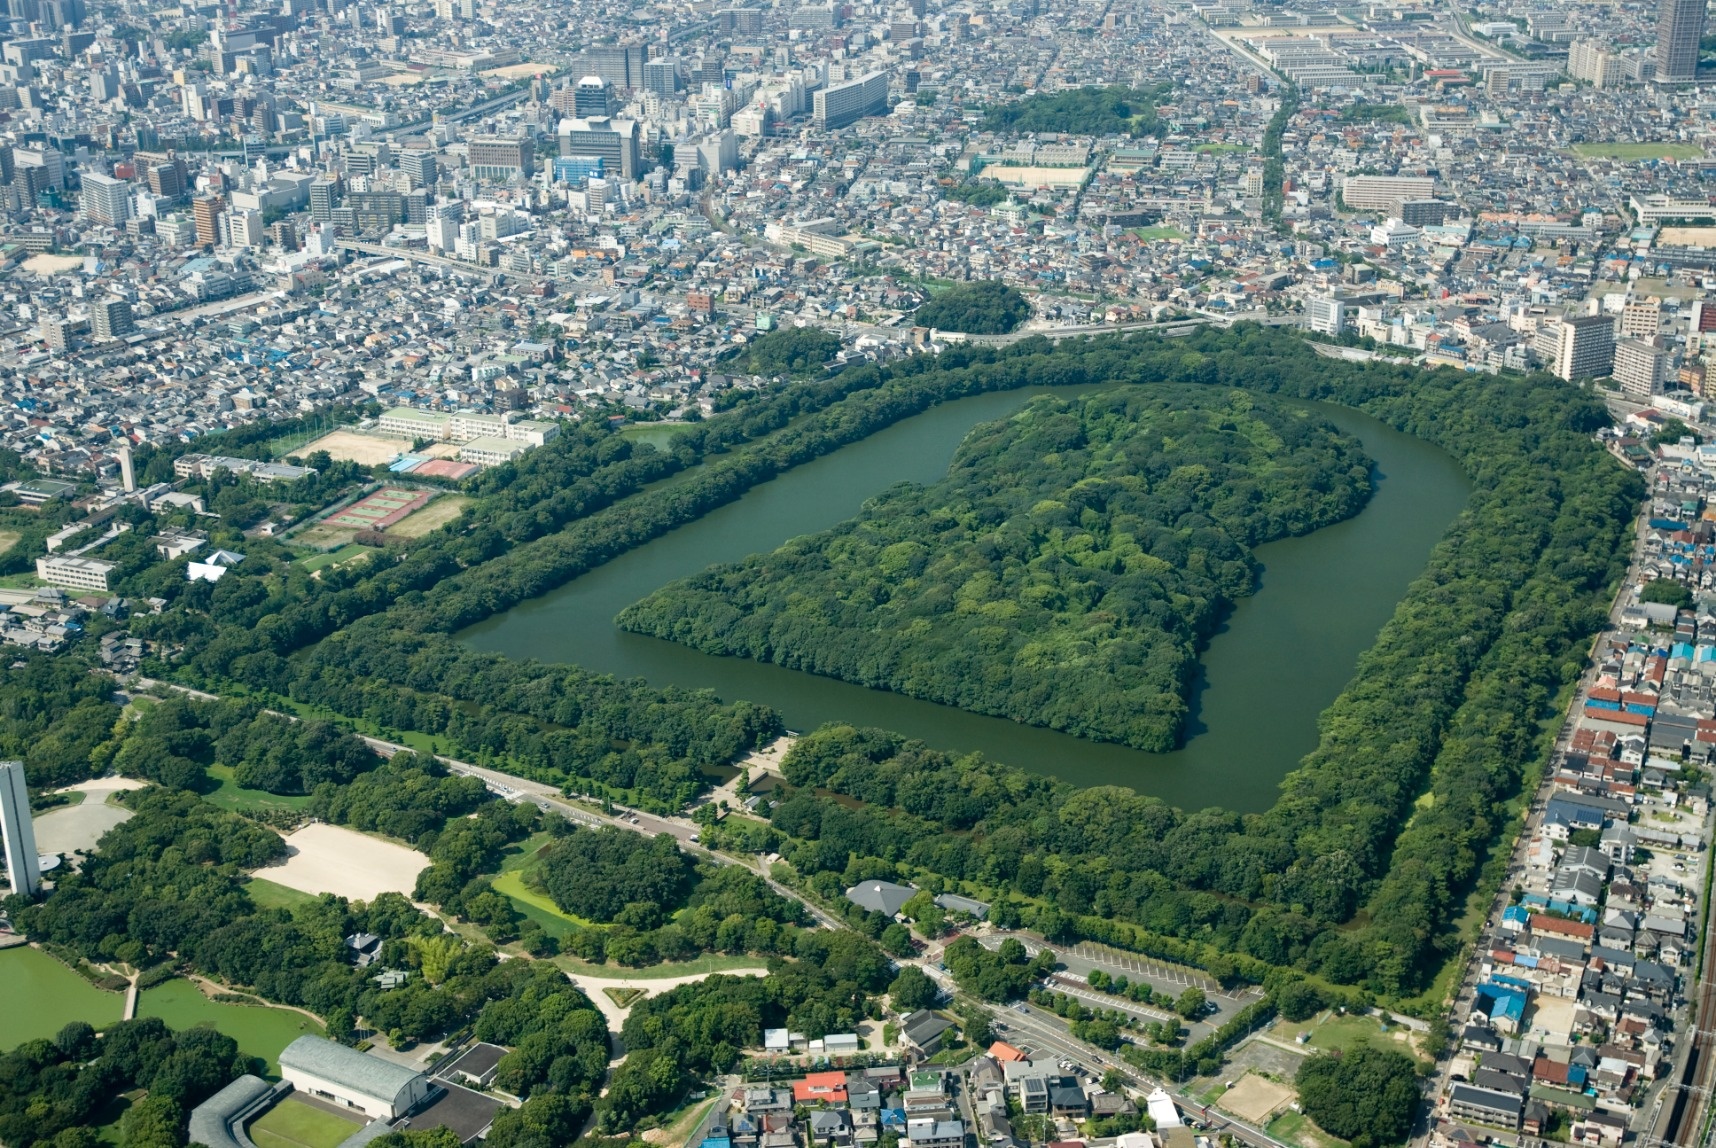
1570, 141, 1705, 161
252, 823, 429, 903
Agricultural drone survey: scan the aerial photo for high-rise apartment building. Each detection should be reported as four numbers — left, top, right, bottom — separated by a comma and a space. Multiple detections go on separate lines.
1339, 175, 1434, 212
1553, 313, 1616, 381
1655, 0, 1706, 81
0, 760, 40, 898
80, 170, 132, 225
145, 160, 186, 199
90, 296, 133, 341
813, 71, 890, 130
399, 150, 438, 189
642, 58, 680, 97
309, 178, 338, 221
1621, 298, 1662, 338
192, 194, 225, 246
1614, 336, 1670, 397
230, 207, 266, 247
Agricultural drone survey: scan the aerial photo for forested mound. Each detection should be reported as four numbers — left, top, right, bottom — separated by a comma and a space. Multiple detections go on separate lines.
618, 387, 1373, 751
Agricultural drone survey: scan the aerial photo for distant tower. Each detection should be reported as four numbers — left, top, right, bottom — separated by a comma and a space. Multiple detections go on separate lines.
116, 443, 135, 492
0, 761, 41, 898
1655, 0, 1706, 81
574, 75, 612, 118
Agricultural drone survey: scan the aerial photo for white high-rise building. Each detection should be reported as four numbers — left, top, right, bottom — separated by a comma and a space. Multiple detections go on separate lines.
1, 760, 41, 898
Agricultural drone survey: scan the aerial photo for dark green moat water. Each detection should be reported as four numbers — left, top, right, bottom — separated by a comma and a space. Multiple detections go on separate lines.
463, 385, 1471, 812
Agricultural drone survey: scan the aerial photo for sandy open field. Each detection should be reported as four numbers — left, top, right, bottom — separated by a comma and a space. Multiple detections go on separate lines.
389, 495, 470, 539
481, 62, 557, 79
1221, 1072, 1294, 1124
567, 968, 767, 1029
34, 803, 132, 856
301, 430, 410, 467
23, 254, 82, 275
255, 823, 429, 903
1660, 227, 1716, 247
376, 72, 429, 86
983, 164, 1089, 188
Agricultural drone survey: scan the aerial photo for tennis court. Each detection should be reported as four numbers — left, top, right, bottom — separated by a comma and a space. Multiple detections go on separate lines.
324, 488, 433, 531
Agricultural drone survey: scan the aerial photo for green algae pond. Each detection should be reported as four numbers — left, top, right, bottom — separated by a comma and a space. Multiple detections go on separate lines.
137, 979, 325, 1075
0, 945, 124, 1050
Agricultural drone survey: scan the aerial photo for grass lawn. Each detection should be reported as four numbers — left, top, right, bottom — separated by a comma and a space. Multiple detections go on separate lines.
1130, 225, 1187, 241
604, 986, 646, 1008
388, 495, 471, 539
1571, 141, 1705, 161
620, 424, 693, 451
1274, 1011, 1421, 1059
0, 529, 20, 556
267, 428, 329, 461
205, 765, 315, 815
1195, 143, 1249, 153
0, 572, 42, 589
297, 544, 375, 573
1267, 1109, 1341, 1148
247, 877, 321, 912
247, 1097, 365, 1148
492, 868, 592, 937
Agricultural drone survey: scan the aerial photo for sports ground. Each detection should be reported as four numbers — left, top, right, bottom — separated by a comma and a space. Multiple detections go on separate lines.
324, 488, 433, 531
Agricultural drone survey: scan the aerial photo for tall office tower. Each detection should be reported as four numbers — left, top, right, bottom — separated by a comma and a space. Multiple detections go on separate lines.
579, 45, 645, 89
90, 296, 133, 341
573, 75, 612, 117
1655, 0, 1706, 81
192, 194, 225, 246
80, 170, 132, 225
558, 116, 642, 179
0, 760, 40, 898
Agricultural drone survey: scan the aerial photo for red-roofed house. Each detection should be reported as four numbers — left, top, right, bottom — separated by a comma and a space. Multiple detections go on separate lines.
989, 1042, 1027, 1062
1530, 914, 1595, 943
793, 1072, 848, 1105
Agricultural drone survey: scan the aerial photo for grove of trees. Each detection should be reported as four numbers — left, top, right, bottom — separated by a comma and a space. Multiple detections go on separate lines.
911, 280, 1033, 334
1294, 1045, 1421, 1146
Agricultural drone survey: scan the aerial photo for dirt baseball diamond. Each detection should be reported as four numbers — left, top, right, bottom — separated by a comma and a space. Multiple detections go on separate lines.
300, 430, 412, 467
254, 823, 429, 903
1220, 1072, 1295, 1125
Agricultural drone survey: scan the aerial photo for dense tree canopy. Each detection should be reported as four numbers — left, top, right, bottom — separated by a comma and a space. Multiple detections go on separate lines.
735, 327, 843, 378
1295, 1045, 1421, 1146
535, 828, 699, 923
622, 388, 1372, 750
981, 83, 1172, 135
912, 280, 1033, 334
0, 1016, 246, 1148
